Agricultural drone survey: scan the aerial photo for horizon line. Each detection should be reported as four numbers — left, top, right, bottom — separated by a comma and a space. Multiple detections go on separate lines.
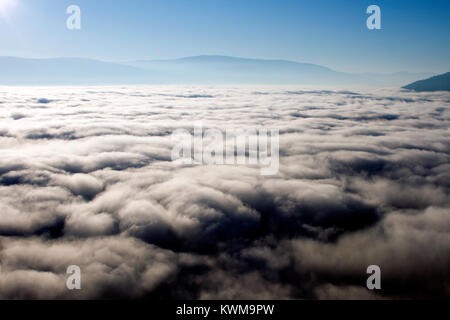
0, 54, 440, 75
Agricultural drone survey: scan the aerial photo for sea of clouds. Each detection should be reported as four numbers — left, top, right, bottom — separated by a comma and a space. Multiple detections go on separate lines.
0, 86, 449, 299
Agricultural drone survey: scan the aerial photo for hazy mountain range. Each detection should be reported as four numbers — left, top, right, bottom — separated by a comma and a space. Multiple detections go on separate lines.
0, 55, 437, 86
0, 57, 152, 85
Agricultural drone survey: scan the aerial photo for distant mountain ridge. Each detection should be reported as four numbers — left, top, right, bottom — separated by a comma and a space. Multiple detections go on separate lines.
125, 55, 360, 85
0, 56, 154, 85
403, 72, 450, 92
0, 55, 437, 86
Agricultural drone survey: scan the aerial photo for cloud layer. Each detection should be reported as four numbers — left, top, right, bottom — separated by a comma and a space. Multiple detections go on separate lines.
0, 86, 449, 299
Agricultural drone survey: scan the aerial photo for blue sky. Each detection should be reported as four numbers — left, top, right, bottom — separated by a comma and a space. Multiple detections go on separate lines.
0, 0, 449, 73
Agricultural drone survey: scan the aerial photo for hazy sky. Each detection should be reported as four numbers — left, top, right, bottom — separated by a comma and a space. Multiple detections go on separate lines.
0, 0, 449, 73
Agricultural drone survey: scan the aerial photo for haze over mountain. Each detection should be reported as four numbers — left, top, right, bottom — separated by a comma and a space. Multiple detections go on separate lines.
0, 57, 155, 85
125, 55, 361, 85
403, 72, 450, 92
125, 56, 434, 86
0, 55, 435, 86
361, 71, 437, 87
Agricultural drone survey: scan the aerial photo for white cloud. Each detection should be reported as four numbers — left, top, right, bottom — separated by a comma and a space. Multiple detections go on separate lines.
0, 86, 448, 299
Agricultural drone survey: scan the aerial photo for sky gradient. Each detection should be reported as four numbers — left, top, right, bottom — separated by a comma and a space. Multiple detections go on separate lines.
0, 0, 449, 73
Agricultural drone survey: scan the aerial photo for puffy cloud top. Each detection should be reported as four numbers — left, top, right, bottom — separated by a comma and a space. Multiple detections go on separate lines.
0, 86, 449, 299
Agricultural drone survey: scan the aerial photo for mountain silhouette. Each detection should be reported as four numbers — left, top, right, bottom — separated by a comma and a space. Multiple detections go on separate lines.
0, 57, 153, 85
0, 55, 435, 86
403, 72, 450, 92
126, 55, 362, 85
